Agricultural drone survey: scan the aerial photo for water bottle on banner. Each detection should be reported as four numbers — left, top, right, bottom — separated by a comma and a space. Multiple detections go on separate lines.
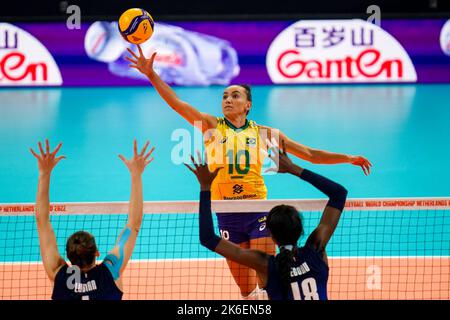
84, 21, 240, 85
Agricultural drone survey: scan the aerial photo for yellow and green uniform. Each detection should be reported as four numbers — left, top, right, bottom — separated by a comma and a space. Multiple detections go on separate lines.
205, 117, 268, 201
205, 117, 270, 244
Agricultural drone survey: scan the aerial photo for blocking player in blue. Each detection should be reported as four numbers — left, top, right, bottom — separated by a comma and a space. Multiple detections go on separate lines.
30, 139, 154, 300
185, 140, 347, 300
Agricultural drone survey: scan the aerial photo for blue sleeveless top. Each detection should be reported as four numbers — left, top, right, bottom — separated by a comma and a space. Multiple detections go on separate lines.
264, 245, 329, 300
52, 263, 123, 300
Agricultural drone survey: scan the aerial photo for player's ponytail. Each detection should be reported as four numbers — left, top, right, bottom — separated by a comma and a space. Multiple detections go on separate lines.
276, 246, 297, 299
267, 205, 304, 299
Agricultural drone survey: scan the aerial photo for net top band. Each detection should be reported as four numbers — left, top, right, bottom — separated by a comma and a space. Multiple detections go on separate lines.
1, 197, 450, 216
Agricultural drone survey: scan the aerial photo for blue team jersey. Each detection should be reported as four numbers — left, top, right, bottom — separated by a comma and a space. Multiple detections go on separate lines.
264, 245, 329, 300
52, 263, 123, 300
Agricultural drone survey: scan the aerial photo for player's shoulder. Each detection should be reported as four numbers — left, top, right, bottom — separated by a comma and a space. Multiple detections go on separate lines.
216, 117, 226, 126
255, 123, 283, 141
255, 123, 279, 132
54, 263, 69, 279
248, 119, 259, 128
299, 244, 328, 266
197, 113, 219, 130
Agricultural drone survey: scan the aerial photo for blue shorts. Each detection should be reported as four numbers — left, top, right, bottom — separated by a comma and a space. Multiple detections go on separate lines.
216, 212, 270, 244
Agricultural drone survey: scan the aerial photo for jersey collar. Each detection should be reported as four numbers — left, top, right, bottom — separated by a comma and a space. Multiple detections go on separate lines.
224, 117, 249, 132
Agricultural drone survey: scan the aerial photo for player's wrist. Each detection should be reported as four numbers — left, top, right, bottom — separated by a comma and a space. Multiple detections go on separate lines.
200, 184, 212, 191
146, 69, 156, 79
38, 172, 51, 179
347, 155, 356, 163
289, 164, 304, 177
130, 171, 143, 179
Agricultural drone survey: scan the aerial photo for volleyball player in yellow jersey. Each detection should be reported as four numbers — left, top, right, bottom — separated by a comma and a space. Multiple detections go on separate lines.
206, 116, 268, 201
126, 46, 372, 298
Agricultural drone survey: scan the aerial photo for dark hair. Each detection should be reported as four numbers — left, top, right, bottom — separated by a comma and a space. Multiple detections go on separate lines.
267, 205, 304, 299
237, 84, 252, 115
66, 231, 98, 268
237, 84, 252, 102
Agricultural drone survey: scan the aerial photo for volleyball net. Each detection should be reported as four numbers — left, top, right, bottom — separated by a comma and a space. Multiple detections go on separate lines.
0, 197, 449, 300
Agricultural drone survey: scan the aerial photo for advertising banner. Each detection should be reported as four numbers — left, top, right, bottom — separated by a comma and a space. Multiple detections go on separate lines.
1, 19, 450, 86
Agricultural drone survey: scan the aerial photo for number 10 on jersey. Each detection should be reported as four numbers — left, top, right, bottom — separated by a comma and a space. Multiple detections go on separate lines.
226, 149, 250, 175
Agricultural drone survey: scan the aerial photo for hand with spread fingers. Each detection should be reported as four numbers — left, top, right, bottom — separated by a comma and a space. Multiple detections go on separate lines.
30, 139, 66, 176
265, 139, 303, 176
118, 139, 155, 176
125, 45, 157, 78
184, 150, 223, 191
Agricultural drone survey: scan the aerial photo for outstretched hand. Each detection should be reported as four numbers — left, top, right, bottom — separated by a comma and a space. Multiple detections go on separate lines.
126, 45, 157, 77
30, 139, 66, 176
264, 139, 303, 175
119, 139, 155, 176
184, 150, 223, 191
349, 155, 372, 176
